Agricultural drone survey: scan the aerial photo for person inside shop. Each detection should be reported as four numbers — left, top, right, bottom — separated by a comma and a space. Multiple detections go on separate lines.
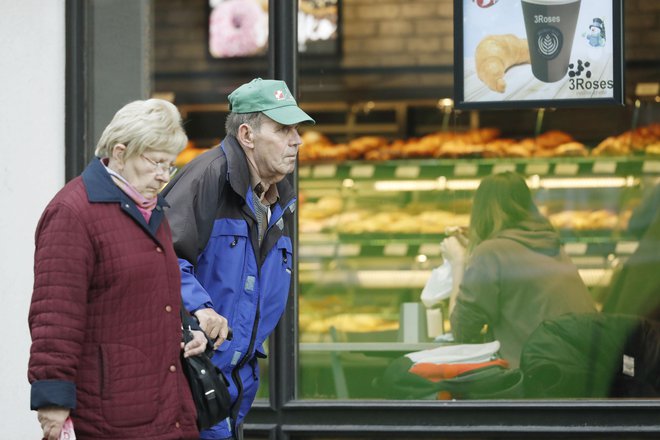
440, 171, 596, 368
28, 99, 209, 440
603, 181, 660, 320
161, 78, 315, 440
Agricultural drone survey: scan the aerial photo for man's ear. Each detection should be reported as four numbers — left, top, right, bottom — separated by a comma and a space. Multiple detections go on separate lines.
237, 124, 254, 149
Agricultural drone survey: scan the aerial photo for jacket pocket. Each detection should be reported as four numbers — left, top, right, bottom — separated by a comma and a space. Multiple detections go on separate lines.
278, 238, 293, 277
199, 220, 250, 324
99, 344, 159, 427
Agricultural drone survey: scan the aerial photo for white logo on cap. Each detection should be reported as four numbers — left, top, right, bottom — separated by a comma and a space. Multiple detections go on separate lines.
274, 90, 286, 100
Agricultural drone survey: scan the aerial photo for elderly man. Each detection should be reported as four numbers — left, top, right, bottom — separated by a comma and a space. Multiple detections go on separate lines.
162, 78, 314, 440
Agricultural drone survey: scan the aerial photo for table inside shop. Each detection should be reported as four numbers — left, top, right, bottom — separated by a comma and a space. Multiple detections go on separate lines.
300, 342, 441, 354
299, 342, 446, 398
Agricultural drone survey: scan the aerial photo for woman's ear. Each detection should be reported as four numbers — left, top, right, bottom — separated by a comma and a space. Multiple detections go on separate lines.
110, 144, 127, 168
237, 124, 255, 150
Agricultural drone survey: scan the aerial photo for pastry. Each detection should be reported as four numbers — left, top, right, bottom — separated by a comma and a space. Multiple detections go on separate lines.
554, 142, 588, 157
475, 34, 531, 93
645, 142, 660, 156
209, 0, 268, 58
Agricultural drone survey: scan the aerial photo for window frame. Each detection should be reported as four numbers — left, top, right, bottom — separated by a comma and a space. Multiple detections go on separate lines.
65, 1, 660, 438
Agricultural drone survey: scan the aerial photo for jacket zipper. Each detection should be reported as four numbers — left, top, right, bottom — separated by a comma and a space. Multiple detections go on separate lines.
228, 197, 294, 435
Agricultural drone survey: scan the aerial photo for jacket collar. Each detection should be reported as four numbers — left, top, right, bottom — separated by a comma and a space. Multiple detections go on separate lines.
221, 135, 295, 210
81, 158, 168, 240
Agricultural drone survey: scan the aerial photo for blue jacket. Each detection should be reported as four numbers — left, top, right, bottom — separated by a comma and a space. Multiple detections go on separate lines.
162, 136, 295, 439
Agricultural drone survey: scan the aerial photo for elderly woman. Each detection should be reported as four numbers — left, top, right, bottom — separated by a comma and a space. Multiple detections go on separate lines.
442, 172, 596, 368
28, 99, 207, 440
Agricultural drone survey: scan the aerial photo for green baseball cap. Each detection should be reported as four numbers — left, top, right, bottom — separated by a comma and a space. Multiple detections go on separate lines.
228, 78, 315, 125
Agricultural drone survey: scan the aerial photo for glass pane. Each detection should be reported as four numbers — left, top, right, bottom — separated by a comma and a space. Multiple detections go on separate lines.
297, 0, 660, 401
151, 0, 660, 405
153, 0, 271, 403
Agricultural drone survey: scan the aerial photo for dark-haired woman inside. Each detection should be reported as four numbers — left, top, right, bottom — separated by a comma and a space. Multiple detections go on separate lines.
441, 172, 596, 368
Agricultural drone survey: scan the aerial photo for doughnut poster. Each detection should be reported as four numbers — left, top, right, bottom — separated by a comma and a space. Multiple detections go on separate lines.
457, 0, 622, 108
209, 0, 338, 58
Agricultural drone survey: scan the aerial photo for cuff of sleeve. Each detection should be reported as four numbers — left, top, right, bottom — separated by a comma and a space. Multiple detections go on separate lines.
193, 302, 213, 313
31, 380, 76, 410
182, 311, 201, 332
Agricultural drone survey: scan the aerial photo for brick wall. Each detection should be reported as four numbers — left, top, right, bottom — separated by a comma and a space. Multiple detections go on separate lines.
340, 0, 454, 67
339, 0, 660, 65
625, 0, 660, 61
155, 0, 659, 101
155, 0, 210, 75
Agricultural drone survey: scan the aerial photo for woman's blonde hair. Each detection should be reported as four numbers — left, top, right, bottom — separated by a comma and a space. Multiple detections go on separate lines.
95, 99, 188, 159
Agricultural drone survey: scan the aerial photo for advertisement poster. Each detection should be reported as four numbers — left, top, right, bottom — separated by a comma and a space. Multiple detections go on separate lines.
208, 0, 339, 59
456, 0, 622, 109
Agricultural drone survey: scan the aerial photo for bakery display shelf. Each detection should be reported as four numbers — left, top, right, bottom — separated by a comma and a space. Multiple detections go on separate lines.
299, 342, 440, 352
299, 234, 638, 259
300, 236, 442, 259
298, 156, 660, 181
298, 265, 613, 289
298, 269, 432, 289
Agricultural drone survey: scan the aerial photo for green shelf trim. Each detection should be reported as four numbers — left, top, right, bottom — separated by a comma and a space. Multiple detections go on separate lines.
299, 235, 638, 259
299, 156, 660, 180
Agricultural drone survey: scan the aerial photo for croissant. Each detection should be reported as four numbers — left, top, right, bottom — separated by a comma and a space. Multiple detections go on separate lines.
475, 34, 530, 93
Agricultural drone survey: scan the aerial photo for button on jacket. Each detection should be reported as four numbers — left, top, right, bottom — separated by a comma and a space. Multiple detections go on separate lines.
28, 158, 198, 440
162, 136, 295, 439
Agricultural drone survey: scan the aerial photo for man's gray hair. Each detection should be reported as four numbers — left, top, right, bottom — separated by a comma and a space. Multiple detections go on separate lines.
225, 111, 264, 138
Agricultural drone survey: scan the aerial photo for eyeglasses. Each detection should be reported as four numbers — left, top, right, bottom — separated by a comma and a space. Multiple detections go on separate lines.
141, 154, 177, 177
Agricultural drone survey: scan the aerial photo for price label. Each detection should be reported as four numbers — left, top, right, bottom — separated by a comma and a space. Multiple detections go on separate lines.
298, 166, 311, 178
554, 163, 579, 175
525, 162, 550, 175
642, 161, 660, 174
592, 161, 617, 174
419, 243, 442, 256
564, 242, 588, 255
635, 82, 659, 97
384, 243, 408, 256
615, 241, 639, 254
395, 166, 420, 178
338, 244, 361, 257
492, 163, 516, 174
454, 163, 478, 176
312, 165, 337, 178
317, 245, 337, 257
298, 245, 314, 257
350, 164, 375, 179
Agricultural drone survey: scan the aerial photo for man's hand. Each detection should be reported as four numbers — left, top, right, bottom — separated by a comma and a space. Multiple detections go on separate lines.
37, 406, 69, 440
181, 329, 209, 357
194, 308, 229, 349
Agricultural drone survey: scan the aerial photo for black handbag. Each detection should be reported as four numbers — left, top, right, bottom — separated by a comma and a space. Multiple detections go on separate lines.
181, 326, 232, 430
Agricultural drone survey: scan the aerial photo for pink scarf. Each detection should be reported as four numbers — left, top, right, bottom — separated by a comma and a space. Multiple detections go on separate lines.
103, 161, 157, 222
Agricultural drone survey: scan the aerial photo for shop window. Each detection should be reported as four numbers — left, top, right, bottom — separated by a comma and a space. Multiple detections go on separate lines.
153, 0, 660, 411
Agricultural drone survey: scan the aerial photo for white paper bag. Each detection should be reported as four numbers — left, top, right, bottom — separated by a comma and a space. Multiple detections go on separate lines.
420, 260, 453, 308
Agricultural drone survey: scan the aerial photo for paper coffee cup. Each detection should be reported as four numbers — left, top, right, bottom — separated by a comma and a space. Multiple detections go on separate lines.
521, 0, 582, 82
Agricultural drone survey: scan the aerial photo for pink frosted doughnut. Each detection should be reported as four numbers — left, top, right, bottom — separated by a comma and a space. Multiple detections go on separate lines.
209, 0, 267, 58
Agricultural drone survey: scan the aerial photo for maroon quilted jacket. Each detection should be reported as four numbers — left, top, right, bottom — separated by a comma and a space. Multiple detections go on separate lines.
28, 159, 199, 440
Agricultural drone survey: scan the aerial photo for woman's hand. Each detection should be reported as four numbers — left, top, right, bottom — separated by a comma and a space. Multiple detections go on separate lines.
181, 329, 209, 358
37, 406, 69, 440
194, 308, 229, 349
440, 235, 469, 315
440, 235, 467, 266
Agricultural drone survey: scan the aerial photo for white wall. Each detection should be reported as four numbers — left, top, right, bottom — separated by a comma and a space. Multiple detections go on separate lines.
0, 1, 65, 438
